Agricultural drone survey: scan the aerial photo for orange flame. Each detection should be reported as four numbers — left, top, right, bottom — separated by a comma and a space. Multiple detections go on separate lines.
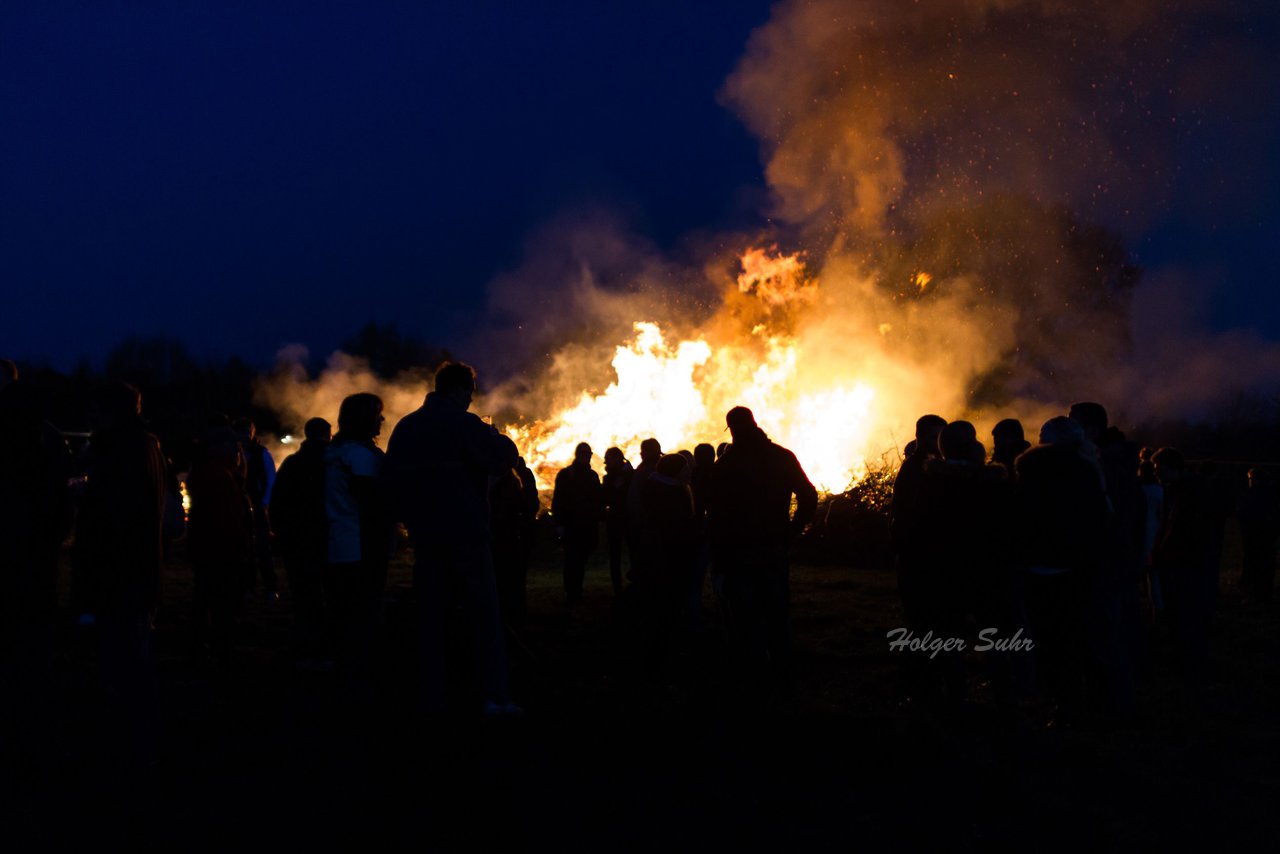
507, 249, 880, 493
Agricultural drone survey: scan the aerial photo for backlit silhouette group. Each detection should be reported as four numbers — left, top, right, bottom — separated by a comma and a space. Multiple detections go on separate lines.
1, 354, 1274, 748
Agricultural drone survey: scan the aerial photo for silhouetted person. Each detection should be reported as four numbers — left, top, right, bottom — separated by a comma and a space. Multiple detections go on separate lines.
636, 453, 698, 672
515, 455, 540, 587
1152, 448, 1223, 685
990, 418, 1030, 476
890, 414, 947, 685
1240, 467, 1278, 602
602, 446, 635, 595
1015, 417, 1109, 723
187, 426, 255, 671
72, 382, 167, 760
1138, 448, 1165, 613
1069, 401, 1145, 714
270, 417, 332, 664
627, 438, 664, 583
689, 442, 717, 619
552, 442, 602, 605
709, 406, 817, 691
325, 394, 393, 694
0, 376, 72, 746
916, 421, 1015, 702
385, 361, 518, 715
233, 417, 279, 602
490, 435, 529, 627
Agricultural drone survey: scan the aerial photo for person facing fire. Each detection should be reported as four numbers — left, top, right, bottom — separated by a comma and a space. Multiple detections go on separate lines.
232, 417, 279, 603
72, 381, 167, 757
187, 425, 255, 671
490, 434, 529, 627
602, 446, 634, 595
1015, 416, 1109, 723
270, 416, 332, 665
552, 442, 603, 606
0, 372, 72, 711
1150, 447, 1222, 685
1069, 401, 1145, 714
990, 418, 1030, 476
385, 360, 519, 716
890, 413, 948, 683
627, 437, 664, 582
709, 406, 817, 691
916, 420, 1016, 702
324, 394, 393, 694
635, 452, 698, 671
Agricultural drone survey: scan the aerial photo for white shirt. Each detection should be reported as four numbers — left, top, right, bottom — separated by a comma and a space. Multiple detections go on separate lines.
325, 441, 383, 564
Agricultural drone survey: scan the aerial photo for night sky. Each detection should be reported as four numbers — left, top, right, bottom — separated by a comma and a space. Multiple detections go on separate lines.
3, 1, 1278, 371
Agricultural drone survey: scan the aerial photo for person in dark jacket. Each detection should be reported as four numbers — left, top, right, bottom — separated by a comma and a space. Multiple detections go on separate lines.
187, 426, 255, 670
385, 361, 519, 715
552, 442, 603, 605
270, 417, 331, 663
890, 413, 947, 681
1240, 467, 1279, 602
635, 453, 699, 672
233, 417, 279, 601
73, 382, 167, 757
627, 437, 664, 584
689, 442, 717, 619
490, 435, 529, 627
915, 421, 1015, 702
1015, 416, 1109, 722
0, 377, 72, 737
990, 418, 1030, 476
709, 406, 817, 689
1069, 401, 1145, 714
1152, 448, 1224, 684
515, 454, 540, 581
602, 447, 634, 595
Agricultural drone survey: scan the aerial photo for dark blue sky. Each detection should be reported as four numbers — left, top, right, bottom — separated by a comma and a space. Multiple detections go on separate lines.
3, 1, 1278, 369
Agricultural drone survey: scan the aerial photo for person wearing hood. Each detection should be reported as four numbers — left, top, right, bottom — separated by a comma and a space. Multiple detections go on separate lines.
709, 406, 817, 690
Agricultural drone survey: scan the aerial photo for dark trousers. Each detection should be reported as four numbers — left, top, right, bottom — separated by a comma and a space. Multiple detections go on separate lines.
327, 560, 386, 692
192, 563, 243, 667
493, 539, 526, 628
562, 526, 597, 605
414, 540, 511, 712
1026, 570, 1088, 714
251, 507, 277, 593
285, 552, 330, 658
719, 542, 791, 687
606, 523, 627, 595
98, 610, 157, 762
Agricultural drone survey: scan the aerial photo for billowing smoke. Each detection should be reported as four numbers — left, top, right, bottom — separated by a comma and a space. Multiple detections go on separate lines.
255, 0, 1280, 485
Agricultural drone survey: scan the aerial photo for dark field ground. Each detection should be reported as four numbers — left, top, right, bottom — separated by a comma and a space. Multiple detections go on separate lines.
4, 522, 1280, 850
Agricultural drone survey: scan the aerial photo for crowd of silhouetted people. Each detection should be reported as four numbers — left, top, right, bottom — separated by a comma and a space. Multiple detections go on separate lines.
2, 352, 1278, 765
890, 405, 1277, 723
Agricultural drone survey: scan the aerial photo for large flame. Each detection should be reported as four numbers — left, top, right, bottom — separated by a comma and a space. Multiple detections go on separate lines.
506, 248, 881, 493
